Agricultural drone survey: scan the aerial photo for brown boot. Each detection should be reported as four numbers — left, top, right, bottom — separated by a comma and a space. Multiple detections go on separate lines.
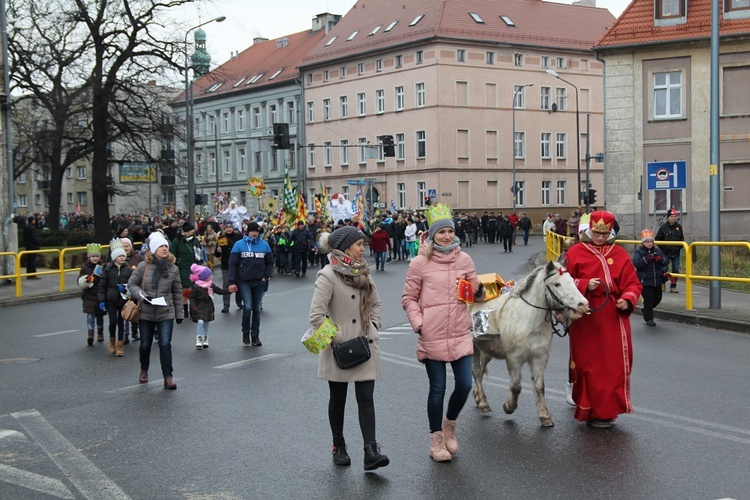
164, 377, 177, 390
97, 328, 104, 342
108, 337, 116, 355
87, 329, 94, 346
442, 417, 458, 454
115, 341, 124, 357
139, 370, 148, 383
429, 432, 452, 462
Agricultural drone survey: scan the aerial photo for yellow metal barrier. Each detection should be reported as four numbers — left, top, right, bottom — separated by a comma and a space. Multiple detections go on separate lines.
546, 234, 750, 311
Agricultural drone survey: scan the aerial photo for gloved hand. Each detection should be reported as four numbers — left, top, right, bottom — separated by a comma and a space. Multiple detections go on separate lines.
647, 254, 655, 261
118, 284, 127, 294
176, 318, 183, 324
654, 254, 663, 263
99, 302, 106, 312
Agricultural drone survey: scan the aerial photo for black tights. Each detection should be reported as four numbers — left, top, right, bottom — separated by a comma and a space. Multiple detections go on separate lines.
328, 380, 376, 444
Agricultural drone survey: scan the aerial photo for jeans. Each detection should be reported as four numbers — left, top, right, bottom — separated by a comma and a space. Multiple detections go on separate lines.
424, 354, 474, 432
106, 303, 125, 341
139, 319, 174, 377
522, 229, 530, 245
196, 319, 210, 337
276, 252, 291, 274
238, 281, 264, 336
86, 313, 104, 331
394, 238, 405, 260
293, 250, 308, 275
374, 251, 387, 270
666, 254, 680, 288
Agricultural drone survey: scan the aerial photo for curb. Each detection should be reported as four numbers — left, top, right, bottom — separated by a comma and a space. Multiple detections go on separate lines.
635, 307, 749, 334
0, 291, 80, 308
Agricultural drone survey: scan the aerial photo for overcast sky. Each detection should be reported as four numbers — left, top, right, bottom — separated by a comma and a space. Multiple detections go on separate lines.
177, 0, 632, 67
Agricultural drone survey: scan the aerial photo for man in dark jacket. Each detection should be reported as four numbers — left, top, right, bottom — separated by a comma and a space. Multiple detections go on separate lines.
518, 213, 533, 245
486, 212, 498, 244
228, 222, 274, 346
481, 211, 489, 243
655, 208, 685, 293
216, 224, 242, 313
290, 220, 314, 277
23, 215, 42, 279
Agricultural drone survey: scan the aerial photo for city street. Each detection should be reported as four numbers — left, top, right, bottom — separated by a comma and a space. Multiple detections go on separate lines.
1, 236, 748, 499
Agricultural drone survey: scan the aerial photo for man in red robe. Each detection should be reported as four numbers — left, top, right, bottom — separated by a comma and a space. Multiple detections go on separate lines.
563, 211, 642, 428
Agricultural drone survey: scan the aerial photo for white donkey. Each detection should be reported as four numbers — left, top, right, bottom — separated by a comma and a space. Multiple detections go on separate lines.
468, 261, 588, 427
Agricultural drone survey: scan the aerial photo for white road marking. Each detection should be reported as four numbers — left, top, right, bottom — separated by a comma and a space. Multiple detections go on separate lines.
31, 330, 80, 338
105, 379, 182, 394
380, 331, 413, 335
0, 429, 25, 440
214, 353, 284, 369
378, 351, 750, 445
11, 409, 130, 499
0, 463, 74, 499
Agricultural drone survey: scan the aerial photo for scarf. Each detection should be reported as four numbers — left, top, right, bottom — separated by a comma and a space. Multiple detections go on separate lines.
195, 279, 214, 296
151, 256, 171, 289
434, 236, 461, 253
328, 249, 374, 331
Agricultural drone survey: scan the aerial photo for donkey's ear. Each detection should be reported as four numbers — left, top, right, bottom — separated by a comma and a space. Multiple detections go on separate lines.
546, 260, 556, 273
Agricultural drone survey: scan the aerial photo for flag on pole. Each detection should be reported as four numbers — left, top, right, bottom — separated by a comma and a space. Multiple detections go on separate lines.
295, 192, 308, 225
283, 168, 297, 216
314, 196, 322, 217
352, 188, 361, 219
319, 183, 329, 219
391, 199, 397, 213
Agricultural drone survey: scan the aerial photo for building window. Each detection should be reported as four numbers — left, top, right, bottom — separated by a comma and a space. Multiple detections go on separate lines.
395, 86, 405, 111
396, 133, 405, 160
306, 74, 313, 85
209, 152, 216, 175
357, 93, 366, 116
237, 109, 245, 131
208, 115, 216, 136
376, 59, 383, 71
555, 88, 568, 111
513, 85, 526, 108
35, 193, 41, 206
516, 181, 526, 206
341, 140, 349, 165
358, 62, 365, 75
323, 99, 331, 120
18, 194, 27, 207
376, 89, 385, 113
540, 86, 551, 110
287, 101, 296, 124
541, 133, 551, 159
222, 112, 229, 133
224, 150, 231, 174
324, 142, 333, 166
67, 193, 73, 204
416, 130, 426, 158
556, 180, 566, 205
556, 57, 565, 69
18, 172, 27, 183
65, 167, 72, 179
340, 66, 347, 78
77, 192, 87, 205
108, 193, 116, 205
556, 133, 567, 158
254, 152, 261, 172
358, 137, 367, 164
397, 182, 406, 209
239, 148, 246, 173
196, 153, 202, 176
309, 145, 316, 168
307, 101, 315, 123
653, 71, 682, 118
417, 181, 427, 207
514, 132, 525, 158
289, 150, 296, 170
194, 116, 202, 137
514, 53, 523, 66
416, 50, 423, 64
656, 0, 685, 18
540, 181, 551, 206
457, 49, 466, 62
340, 96, 349, 118
541, 56, 550, 68
416, 82, 426, 107
395, 54, 403, 68
323, 70, 329, 81
269, 104, 278, 124
270, 150, 278, 172
77, 166, 87, 179
486, 51, 494, 64
252, 107, 261, 129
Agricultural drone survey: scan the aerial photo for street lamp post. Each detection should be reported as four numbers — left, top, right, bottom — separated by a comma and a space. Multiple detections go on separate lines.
185, 16, 225, 227
512, 83, 533, 212
546, 69, 581, 211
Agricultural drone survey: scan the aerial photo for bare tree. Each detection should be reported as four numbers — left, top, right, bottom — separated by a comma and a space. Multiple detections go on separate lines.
9, 0, 192, 242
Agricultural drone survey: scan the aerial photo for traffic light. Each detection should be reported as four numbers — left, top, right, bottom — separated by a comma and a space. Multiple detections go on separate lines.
273, 123, 290, 150
195, 193, 205, 205
588, 189, 597, 205
380, 135, 395, 157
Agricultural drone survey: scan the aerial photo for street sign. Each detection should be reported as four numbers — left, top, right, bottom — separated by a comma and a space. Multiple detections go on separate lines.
346, 180, 367, 185
647, 161, 687, 190
428, 189, 437, 198
509, 185, 520, 195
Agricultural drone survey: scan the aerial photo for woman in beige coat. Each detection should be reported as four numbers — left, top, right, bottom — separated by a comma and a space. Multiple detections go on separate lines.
309, 226, 388, 472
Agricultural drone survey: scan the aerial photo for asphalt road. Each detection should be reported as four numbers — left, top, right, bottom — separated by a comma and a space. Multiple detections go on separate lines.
1, 237, 748, 499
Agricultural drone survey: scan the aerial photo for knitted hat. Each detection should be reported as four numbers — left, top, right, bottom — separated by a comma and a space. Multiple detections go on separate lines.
320, 226, 365, 252
182, 222, 194, 232
640, 229, 655, 243
86, 243, 101, 256
667, 208, 678, 217
148, 232, 170, 253
426, 203, 455, 241
109, 238, 127, 260
190, 263, 212, 282
120, 237, 132, 250
246, 221, 261, 233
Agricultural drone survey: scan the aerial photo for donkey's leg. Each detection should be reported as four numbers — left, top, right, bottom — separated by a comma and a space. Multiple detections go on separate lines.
503, 355, 523, 415
472, 349, 492, 412
529, 351, 553, 427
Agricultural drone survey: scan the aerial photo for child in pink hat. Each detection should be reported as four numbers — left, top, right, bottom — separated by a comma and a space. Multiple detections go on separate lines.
189, 264, 232, 349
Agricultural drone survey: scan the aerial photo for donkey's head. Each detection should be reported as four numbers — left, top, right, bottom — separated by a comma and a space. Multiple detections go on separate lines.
542, 261, 589, 325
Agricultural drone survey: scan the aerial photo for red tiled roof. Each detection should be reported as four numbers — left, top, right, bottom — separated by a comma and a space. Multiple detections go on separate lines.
301, 0, 615, 67
175, 28, 329, 103
596, 0, 750, 48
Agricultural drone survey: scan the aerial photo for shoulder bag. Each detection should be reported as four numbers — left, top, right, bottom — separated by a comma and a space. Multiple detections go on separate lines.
332, 335, 371, 370
122, 262, 148, 322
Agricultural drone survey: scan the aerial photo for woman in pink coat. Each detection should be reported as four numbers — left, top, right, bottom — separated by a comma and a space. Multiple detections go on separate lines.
402, 205, 483, 462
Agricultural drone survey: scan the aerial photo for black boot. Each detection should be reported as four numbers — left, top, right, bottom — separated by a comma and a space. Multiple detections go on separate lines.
332, 437, 351, 466
183, 303, 189, 319
363, 442, 389, 471
131, 323, 140, 340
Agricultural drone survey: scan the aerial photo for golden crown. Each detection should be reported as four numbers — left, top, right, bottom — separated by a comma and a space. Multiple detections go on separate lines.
426, 203, 452, 226
86, 243, 101, 255
590, 217, 612, 233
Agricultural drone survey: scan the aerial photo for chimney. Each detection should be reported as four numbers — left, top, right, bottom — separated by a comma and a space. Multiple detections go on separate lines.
253, 37, 268, 45
312, 13, 342, 33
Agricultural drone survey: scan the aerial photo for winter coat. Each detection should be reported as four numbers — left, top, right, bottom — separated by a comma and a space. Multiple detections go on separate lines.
394, 220, 407, 239
554, 218, 568, 236
171, 236, 203, 287
518, 216, 533, 231
79, 259, 102, 315
189, 283, 231, 322
655, 221, 685, 258
275, 231, 292, 254
632, 245, 669, 287
543, 218, 556, 235
290, 227, 314, 252
97, 261, 133, 306
127, 253, 184, 323
402, 233, 481, 363
404, 223, 417, 242
309, 265, 382, 382
125, 252, 143, 271
23, 223, 41, 250
203, 230, 218, 256
227, 235, 274, 285
368, 229, 392, 252
218, 230, 242, 270
498, 220, 514, 237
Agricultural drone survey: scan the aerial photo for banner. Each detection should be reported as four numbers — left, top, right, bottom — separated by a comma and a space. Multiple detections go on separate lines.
119, 162, 156, 183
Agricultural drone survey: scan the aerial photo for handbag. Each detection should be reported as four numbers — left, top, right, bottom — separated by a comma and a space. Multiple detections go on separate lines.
122, 262, 148, 322
332, 336, 371, 370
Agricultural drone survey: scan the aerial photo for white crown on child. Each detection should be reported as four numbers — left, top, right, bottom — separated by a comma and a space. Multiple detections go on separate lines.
109, 238, 124, 254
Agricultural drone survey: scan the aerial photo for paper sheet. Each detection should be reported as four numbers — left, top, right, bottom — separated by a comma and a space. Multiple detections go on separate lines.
146, 296, 168, 306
